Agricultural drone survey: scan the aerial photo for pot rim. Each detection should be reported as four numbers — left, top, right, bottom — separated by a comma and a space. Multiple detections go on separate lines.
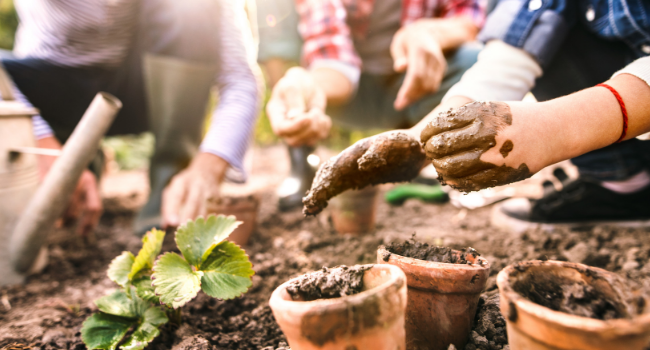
269, 264, 405, 315
377, 246, 490, 271
497, 260, 650, 334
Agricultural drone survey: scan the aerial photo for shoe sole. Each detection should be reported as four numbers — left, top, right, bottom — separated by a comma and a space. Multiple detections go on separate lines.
490, 202, 650, 235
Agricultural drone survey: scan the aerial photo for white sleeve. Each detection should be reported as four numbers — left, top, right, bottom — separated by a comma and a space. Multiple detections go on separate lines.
443, 40, 543, 102
612, 56, 650, 87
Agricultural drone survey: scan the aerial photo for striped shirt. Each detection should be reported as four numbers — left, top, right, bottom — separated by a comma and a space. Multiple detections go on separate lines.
9, 0, 259, 181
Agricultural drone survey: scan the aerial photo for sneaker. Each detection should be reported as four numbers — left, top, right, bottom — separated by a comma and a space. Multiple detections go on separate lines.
492, 178, 650, 234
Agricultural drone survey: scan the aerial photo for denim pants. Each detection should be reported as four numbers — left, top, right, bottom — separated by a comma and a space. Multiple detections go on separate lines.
327, 43, 482, 130
532, 24, 650, 181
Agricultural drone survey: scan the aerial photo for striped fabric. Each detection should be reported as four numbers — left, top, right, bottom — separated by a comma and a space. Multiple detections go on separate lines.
13, 0, 138, 67
9, 0, 259, 179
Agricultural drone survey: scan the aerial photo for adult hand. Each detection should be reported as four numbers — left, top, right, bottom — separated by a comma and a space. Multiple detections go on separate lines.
162, 152, 228, 228
391, 20, 447, 111
63, 169, 103, 237
420, 101, 557, 192
36, 136, 103, 237
266, 67, 331, 147
303, 130, 427, 215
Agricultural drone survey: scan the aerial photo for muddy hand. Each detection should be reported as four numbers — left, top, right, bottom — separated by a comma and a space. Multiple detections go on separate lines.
303, 131, 426, 215
420, 101, 531, 192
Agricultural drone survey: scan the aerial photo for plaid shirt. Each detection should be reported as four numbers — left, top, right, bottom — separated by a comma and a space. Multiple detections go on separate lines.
297, 0, 486, 70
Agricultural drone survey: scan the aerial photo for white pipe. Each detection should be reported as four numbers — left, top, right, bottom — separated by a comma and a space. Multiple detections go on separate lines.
10, 92, 122, 272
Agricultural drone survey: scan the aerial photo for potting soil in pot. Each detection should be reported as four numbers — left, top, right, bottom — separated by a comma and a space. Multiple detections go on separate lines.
383, 239, 480, 264
285, 265, 371, 301
511, 265, 642, 320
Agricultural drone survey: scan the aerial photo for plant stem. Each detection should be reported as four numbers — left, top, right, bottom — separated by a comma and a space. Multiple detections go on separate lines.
168, 308, 182, 325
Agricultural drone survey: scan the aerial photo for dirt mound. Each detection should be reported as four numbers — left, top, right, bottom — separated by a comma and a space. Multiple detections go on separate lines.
286, 265, 371, 301
384, 239, 479, 264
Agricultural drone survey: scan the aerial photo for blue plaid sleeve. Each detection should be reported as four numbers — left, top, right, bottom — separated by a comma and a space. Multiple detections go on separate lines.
478, 0, 578, 67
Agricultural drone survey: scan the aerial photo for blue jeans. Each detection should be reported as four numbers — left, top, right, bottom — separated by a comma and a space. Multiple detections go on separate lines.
532, 23, 650, 181
327, 43, 482, 130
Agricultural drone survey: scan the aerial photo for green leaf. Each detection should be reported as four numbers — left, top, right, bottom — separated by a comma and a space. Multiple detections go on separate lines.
95, 291, 139, 318
120, 308, 168, 350
133, 276, 159, 304
152, 252, 203, 308
95, 290, 150, 319
107, 252, 135, 288
175, 215, 241, 268
200, 241, 254, 300
81, 313, 134, 350
129, 229, 165, 280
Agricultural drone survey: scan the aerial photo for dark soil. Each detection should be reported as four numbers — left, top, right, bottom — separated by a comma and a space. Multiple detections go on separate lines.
384, 239, 480, 264
285, 265, 370, 301
2, 146, 650, 350
511, 265, 635, 321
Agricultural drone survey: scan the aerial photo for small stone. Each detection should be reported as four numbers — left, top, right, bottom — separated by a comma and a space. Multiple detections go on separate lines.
563, 242, 590, 263
623, 260, 640, 271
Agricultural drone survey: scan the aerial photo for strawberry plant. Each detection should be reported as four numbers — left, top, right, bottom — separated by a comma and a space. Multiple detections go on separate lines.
81, 215, 255, 350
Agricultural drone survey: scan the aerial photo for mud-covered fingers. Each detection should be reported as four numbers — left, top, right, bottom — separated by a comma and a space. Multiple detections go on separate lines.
431, 150, 496, 178
423, 121, 496, 158
441, 164, 531, 192
420, 106, 478, 143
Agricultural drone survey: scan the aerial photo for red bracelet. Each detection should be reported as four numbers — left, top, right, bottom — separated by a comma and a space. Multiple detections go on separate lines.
596, 83, 628, 143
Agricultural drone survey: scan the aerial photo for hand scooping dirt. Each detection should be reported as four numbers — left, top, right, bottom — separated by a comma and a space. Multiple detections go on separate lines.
303, 131, 426, 215
420, 101, 530, 192
286, 265, 371, 301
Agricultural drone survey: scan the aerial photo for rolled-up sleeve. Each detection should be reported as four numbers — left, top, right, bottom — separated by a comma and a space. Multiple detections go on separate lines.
199, 1, 259, 183
297, 0, 362, 88
478, 0, 577, 66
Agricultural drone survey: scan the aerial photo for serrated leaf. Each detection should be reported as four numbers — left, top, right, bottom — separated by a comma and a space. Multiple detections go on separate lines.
200, 241, 254, 300
152, 252, 202, 308
120, 307, 168, 350
107, 252, 135, 288
175, 215, 241, 268
129, 229, 165, 280
81, 313, 135, 350
133, 277, 159, 304
95, 290, 150, 319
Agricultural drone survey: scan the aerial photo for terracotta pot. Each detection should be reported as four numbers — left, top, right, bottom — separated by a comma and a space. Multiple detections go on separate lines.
329, 186, 378, 235
269, 264, 407, 350
207, 195, 259, 246
377, 246, 490, 350
497, 260, 650, 350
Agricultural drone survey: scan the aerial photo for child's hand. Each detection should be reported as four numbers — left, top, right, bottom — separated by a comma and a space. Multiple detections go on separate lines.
421, 101, 541, 192
303, 130, 427, 215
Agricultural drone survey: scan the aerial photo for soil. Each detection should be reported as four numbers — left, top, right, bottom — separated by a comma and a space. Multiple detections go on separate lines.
2, 145, 650, 350
510, 263, 642, 321
384, 239, 480, 264
285, 265, 370, 301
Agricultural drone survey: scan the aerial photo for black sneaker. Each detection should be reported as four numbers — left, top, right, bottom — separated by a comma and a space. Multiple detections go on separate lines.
492, 178, 650, 233
277, 145, 318, 211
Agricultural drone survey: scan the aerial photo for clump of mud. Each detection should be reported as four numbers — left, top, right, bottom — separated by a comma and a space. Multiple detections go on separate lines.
384, 239, 480, 264
465, 290, 508, 350
286, 265, 371, 301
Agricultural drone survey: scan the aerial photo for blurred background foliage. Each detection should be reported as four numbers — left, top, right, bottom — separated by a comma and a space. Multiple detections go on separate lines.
0, 0, 377, 171
0, 0, 17, 50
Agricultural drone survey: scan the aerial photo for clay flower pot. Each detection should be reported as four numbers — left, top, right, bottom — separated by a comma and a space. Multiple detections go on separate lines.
377, 246, 490, 350
498, 260, 650, 350
207, 195, 259, 246
329, 186, 378, 235
269, 264, 407, 350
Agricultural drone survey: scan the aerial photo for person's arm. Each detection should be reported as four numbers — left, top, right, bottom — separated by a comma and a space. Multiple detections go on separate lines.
162, 0, 259, 227
420, 59, 650, 192
266, 0, 360, 146
391, 0, 486, 110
